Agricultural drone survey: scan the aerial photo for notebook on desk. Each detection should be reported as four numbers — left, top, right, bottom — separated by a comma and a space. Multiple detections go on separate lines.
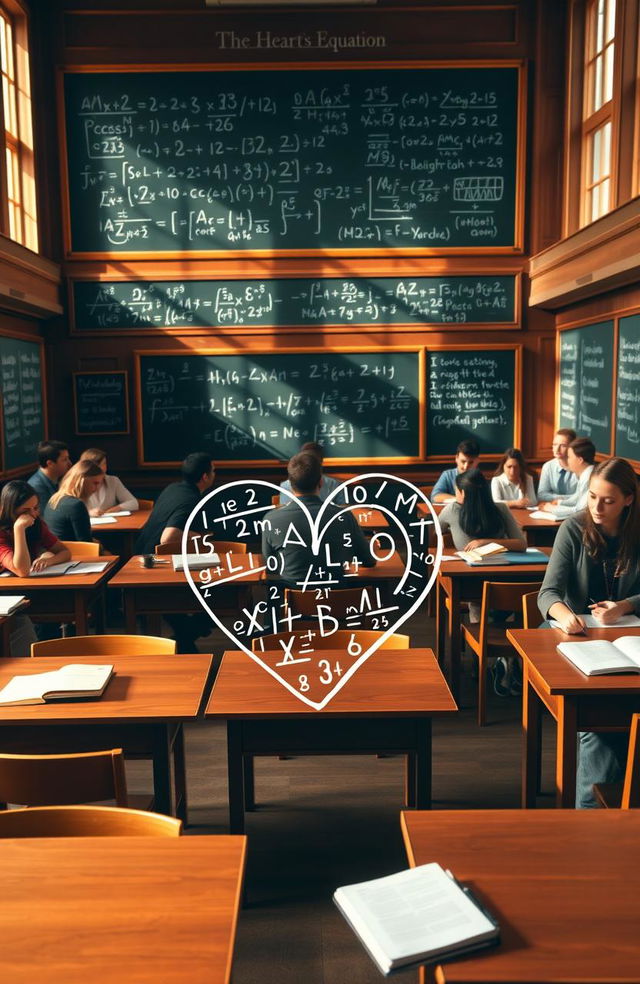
0, 663, 114, 706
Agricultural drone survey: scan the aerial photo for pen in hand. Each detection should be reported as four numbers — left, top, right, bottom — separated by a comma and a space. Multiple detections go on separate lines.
564, 603, 587, 636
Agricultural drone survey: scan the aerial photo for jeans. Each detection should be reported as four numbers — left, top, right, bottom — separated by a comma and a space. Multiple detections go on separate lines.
575, 730, 628, 808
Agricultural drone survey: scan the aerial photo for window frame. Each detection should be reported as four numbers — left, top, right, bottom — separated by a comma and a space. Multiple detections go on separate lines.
579, 0, 618, 228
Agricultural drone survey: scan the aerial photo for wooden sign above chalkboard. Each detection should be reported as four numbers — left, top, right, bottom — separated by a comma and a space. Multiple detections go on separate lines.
61, 64, 525, 257
70, 275, 518, 333
557, 320, 614, 456
0, 332, 47, 475
73, 371, 130, 436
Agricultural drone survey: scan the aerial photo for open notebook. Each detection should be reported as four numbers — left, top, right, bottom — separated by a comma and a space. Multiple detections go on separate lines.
557, 636, 640, 676
0, 664, 114, 706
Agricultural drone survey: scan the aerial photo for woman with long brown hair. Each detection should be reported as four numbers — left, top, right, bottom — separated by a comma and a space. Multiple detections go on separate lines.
491, 448, 537, 508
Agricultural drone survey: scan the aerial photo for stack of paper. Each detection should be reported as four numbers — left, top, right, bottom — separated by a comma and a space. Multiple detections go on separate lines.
0, 595, 27, 615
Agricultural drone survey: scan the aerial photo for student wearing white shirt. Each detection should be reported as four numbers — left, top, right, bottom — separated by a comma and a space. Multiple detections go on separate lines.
80, 448, 138, 516
491, 448, 537, 508
537, 428, 579, 501
537, 437, 595, 518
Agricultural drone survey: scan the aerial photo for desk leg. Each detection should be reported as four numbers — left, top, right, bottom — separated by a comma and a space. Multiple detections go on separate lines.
405, 753, 416, 807
522, 666, 540, 808
227, 721, 245, 834
74, 596, 88, 636
172, 724, 188, 824
436, 580, 445, 666
151, 724, 173, 816
449, 582, 461, 702
123, 591, 137, 634
414, 719, 432, 809
556, 697, 578, 809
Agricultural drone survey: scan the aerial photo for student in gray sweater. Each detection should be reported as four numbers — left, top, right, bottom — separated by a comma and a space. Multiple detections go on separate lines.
538, 457, 640, 807
44, 459, 104, 544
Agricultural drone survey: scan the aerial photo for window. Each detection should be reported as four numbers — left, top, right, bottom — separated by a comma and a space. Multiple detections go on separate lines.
0, 2, 37, 251
581, 0, 616, 225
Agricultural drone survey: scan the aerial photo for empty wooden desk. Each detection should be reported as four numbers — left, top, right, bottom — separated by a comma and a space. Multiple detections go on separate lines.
207, 647, 457, 833
402, 809, 640, 983
91, 510, 150, 559
2, 835, 246, 984
0, 653, 212, 819
507, 626, 640, 808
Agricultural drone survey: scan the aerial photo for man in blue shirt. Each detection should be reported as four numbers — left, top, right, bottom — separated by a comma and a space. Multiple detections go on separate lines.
28, 440, 71, 513
537, 428, 579, 501
430, 439, 480, 502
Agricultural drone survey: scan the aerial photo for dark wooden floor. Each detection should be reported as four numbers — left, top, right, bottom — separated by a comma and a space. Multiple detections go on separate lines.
127, 610, 556, 984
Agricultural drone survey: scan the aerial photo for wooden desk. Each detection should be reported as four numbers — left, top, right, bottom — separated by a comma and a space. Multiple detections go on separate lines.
91, 510, 150, 559
0, 558, 119, 635
0, 654, 212, 820
349, 506, 389, 530
2, 835, 246, 983
419, 503, 560, 547
436, 553, 550, 700
402, 809, 640, 983
507, 627, 640, 808
207, 647, 456, 833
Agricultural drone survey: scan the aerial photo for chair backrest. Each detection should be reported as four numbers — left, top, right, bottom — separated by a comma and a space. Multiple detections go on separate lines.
0, 805, 182, 837
60, 540, 100, 558
284, 587, 371, 620
475, 581, 544, 650
522, 591, 542, 629
0, 749, 128, 807
253, 629, 410, 652
271, 494, 280, 507
622, 713, 640, 808
154, 539, 248, 555
136, 498, 154, 511
31, 634, 177, 657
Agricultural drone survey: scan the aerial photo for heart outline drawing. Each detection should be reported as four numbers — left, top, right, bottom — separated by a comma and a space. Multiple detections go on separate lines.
181, 474, 443, 710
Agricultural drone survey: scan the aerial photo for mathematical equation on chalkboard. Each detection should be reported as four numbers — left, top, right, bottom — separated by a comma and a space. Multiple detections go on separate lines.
558, 322, 613, 455
0, 336, 45, 472
616, 315, 640, 459
72, 275, 517, 331
62, 66, 522, 254
136, 350, 422, 464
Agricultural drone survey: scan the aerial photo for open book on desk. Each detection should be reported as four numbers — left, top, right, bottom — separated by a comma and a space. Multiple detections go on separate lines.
456, 548, 549, 567
0, 663, 114, 706
557, 636, 640, 676
551, 614, 640, 630
334, 862, 499, 976
172, 553, 220, 571
30, 561, 110, 577
528, 509, 561, 521
90, 516, 118, 526
455, 542, 507, 564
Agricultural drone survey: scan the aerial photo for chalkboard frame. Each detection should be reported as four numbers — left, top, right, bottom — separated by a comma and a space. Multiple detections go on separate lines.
67, 269, 522, 336
133, 345, 426, 468
72, 370, 130, 436
424, 343, 522, 462
58, 61, 527, 260
615, 313, 640, 466
555, 319, 616, 458
0, 330, 48, 478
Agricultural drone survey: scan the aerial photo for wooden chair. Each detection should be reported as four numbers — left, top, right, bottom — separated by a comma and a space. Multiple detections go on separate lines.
136, 498, 154, 510
271, 494, 280, 507
253, 628, 410, 651
593, 713, 640, 808
0, 805, 182, 837
154, 539, 248, 555
60, 540, 101, 558
31, 634, 176, 657
0, 749, 128, 807
284, 587, 371, 622
522, 590, 542, 629
461, 581, 543, 726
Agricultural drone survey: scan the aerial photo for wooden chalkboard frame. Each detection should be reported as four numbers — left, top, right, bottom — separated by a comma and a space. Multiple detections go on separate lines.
58, 61, 527, 260
134, 345, 425, 468
424, 343, 522, 462
67, 269, 522, 336
614, 313, 640, 467
555, 319, 617, 459
0, 330, 48, 478
72, 370, 130, 436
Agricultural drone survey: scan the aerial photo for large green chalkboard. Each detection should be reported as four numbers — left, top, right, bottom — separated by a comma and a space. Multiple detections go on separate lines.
615, 314, 640, 462
63, 66, 522, 255
72, 275, 517, 331
426, 347, 518, 455
558, 321, 613, 455
0, 334, 45, 473
136, 349, 422, 465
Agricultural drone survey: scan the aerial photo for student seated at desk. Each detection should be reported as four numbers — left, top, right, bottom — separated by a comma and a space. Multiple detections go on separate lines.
537, 428, 578, 501
0, 481, 71, 656
43, 460, 104, 544
538, 456, 640, 807
537, 437, 595, 517
80, 448, 138, 516
430, 439, 479, 502
491, 448, 537, 508
27, 439, 71, 514
279, 441, 344, 504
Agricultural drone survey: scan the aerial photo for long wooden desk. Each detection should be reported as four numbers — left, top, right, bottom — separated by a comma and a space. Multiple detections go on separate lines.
207, 647, 457, 833
2, 835, 246, 983
0, 654, 212, 820
420, 502, 561, 547
436, 552, 550, 700
507, 626, 640, 808
402, 809, 640, 983
0, 558, 119, 635
91, 510, 150, 559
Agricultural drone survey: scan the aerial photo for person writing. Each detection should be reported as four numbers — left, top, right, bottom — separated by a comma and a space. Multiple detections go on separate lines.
27, 439, 72, 514
538, 456, 640, 807
80, 448, 139, 515
537, 437, 595, 517
537, 428, 578, 501
491, 448, 537, 508
43, 460, 104, 543
430, 439, 480, 503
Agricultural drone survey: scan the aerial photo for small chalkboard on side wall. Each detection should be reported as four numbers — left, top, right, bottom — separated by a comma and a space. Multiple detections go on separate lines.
73, 371, 129, 436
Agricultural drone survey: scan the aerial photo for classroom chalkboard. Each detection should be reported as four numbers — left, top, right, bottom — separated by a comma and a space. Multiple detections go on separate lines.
426, 347, 519, 455
558, 321, 614, 455
135, 349, 423, 465
73, 371, 130, 435
615, 314, 640, 462
62, 65, 522, 255
71, 275, 518, 332
0, 334, 45, 473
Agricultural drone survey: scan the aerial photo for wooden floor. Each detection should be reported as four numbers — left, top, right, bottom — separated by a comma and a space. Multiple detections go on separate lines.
126, 610, 556, 984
